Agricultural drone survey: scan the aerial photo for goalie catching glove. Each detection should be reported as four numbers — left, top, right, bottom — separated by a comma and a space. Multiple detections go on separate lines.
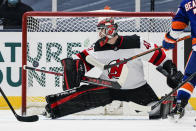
158, 60, 183, 89
61, 58, 85, 91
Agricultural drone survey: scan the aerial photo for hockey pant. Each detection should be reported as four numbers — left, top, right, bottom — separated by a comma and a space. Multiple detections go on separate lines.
45, 83, 159, 119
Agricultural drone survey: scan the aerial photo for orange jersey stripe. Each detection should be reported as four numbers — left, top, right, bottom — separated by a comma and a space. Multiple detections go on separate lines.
192, 38, 196, 45
180, 82, 194, 93
172, 21, 188, 30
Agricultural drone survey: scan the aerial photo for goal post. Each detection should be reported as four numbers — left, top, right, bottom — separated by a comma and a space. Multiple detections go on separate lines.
22, 11, 177, 116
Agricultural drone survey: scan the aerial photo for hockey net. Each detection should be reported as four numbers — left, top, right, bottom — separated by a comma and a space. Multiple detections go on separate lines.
22, 11, 177, 116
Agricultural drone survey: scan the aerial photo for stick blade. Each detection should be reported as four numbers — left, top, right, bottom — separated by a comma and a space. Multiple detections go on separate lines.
16, 114, 39, 122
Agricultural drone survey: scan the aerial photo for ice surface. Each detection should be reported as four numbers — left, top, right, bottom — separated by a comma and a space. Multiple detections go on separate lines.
0, 110, 196, 131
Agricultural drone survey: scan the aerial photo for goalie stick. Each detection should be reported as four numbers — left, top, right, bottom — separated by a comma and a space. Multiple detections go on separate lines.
0, 87, 39, 122
23, 65, 121, 89
104, 35, 191, 70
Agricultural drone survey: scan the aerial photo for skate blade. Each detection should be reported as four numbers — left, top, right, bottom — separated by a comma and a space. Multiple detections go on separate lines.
168, 114, 180, 123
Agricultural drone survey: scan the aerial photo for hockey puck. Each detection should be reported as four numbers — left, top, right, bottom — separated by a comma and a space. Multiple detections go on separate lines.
33, 61, 39, 67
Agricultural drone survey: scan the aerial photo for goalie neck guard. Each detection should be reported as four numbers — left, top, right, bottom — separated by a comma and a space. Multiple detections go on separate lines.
97, 17, 118, 47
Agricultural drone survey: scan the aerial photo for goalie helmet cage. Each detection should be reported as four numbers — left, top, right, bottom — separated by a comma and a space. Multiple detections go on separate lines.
22, 11, 177, 115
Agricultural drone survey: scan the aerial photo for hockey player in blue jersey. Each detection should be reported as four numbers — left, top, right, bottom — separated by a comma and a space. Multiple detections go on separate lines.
162, 0, 196, 119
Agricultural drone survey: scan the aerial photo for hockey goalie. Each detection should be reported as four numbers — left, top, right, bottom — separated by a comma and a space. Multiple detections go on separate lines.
44, 17, 183, 119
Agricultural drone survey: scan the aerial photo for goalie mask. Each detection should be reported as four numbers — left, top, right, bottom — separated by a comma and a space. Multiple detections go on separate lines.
97, 17, 118, 47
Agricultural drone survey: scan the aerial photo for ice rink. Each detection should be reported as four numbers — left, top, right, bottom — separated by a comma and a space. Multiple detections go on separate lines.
0, 110, 196, 131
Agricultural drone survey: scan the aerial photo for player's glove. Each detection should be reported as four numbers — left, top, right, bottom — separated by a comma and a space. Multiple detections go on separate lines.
166, 71, 183, 89
162, 60, 183, 89
162, 32, 177, 50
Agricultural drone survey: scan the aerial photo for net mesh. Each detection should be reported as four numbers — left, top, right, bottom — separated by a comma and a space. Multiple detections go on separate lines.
23, 13, 174, 115
27, 16, 171, 32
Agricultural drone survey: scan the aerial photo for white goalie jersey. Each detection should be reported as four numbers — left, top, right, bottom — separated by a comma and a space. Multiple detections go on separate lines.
76, 34, 168, 89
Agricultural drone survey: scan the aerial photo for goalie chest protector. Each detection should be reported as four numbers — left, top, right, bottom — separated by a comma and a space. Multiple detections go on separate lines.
90, 34, 148, 90
77, 34, 162, 90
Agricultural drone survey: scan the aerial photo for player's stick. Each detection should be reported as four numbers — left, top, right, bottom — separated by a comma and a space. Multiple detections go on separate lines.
23, 65, 121, 89
104, 35, 191, 70
151, 72, 196, 110
0, 87, 39, 122
124, 72, 196, 115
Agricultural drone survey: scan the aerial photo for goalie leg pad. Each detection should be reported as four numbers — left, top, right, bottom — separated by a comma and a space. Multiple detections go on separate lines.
45, 85, 112, 119
45, 88, 77, 104
61, 58, 85, 90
